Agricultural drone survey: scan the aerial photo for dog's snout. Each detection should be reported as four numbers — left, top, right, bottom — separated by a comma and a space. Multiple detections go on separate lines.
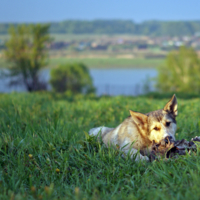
164, 136, 173, 144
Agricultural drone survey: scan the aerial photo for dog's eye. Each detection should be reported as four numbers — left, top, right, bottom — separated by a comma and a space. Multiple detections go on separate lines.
166, 122, 171, 127
154, 127, 159, 131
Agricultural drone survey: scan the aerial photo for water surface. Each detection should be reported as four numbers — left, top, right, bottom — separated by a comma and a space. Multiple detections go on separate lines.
0, 68, 157, 96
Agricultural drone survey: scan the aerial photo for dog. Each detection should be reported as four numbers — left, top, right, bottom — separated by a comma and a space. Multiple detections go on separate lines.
89, 94, 178, 161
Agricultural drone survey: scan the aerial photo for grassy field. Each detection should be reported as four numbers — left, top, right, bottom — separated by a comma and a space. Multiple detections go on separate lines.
0, 57, 163, 69
1, 93, 200, 199
49, 57, 163, 68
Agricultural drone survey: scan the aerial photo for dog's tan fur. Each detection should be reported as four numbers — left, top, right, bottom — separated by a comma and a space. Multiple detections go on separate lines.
89, 95, 178, 161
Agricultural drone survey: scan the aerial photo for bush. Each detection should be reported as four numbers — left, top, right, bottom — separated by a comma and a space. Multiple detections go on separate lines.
156, 46, 200, 93
50, 63, 95, 94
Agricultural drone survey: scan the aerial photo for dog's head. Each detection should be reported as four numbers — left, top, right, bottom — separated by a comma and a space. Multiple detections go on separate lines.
130, 94, 178, 144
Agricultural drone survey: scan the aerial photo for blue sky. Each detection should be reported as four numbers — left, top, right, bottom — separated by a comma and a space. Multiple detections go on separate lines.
1, 0, 200, 23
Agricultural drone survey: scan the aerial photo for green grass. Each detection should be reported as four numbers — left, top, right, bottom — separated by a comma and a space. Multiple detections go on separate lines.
1, 92, 200, 199
0, 57, 164, 69
49, 57, 163, 68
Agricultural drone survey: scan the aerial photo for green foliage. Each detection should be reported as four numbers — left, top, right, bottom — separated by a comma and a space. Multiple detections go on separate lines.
4, 24, 51, 92
1, 20, 200, 36
156, 46, 200, 93
50, 63, 95, 93
1, 93, 200, 199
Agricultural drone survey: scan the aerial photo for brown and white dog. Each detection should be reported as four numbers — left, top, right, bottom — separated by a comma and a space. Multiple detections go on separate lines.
89, 95, 178, 161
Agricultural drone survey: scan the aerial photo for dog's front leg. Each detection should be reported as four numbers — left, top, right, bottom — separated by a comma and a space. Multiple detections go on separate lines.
122, 148, 149, 162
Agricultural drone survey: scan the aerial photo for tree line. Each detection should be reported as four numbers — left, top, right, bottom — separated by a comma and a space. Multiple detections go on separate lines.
1, 20, 200, 36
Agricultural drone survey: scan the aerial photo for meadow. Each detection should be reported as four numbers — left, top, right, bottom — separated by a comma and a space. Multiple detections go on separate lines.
49, 57, 163, 68
0, 57, 163, 69
1, 92, 200, 200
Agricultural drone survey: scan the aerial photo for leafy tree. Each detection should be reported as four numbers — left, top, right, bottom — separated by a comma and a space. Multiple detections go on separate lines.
50, 63, 95, 94
4, 24, 51, 92
156, 46, 200, 93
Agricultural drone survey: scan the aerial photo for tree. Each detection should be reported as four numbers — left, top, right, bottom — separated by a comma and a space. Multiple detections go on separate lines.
50, 63, 95, 94
156, 46, 200, 93
4, 24, 51, 92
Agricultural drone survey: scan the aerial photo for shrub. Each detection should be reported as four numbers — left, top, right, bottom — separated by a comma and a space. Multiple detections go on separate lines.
156, 46, 200, 93
50, 63, 95, 94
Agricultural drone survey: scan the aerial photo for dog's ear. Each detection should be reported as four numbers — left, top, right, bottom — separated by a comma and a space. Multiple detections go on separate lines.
163, 94, 178, 116
129, 110, 148, 126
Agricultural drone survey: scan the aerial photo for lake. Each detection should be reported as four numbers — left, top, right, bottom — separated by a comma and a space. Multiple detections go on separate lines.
0, 68, 157, 96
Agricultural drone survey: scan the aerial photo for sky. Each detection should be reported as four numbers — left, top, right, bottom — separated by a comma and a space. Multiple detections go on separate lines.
0, 0, 200, 23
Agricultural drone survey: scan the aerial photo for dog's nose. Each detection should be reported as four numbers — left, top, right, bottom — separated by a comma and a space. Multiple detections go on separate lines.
164, 136, 174, 144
